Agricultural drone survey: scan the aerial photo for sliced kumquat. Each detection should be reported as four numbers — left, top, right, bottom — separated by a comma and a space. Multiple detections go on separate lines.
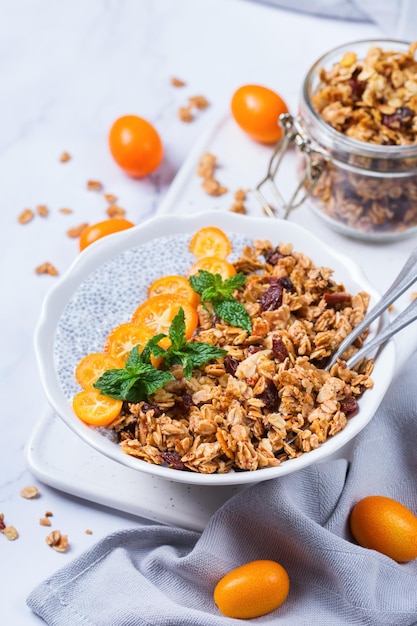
131, 294, 198, 339
103, 322, 169, 367
148, 275, 200, 307
189, 226, 232, 259
72, 389, 123, 426
188, 256, 236, 280
75, 352, 124, 390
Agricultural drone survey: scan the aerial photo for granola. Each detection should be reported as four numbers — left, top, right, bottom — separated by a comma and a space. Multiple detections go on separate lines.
109, 239, 374, 474
309, 41, 417, 235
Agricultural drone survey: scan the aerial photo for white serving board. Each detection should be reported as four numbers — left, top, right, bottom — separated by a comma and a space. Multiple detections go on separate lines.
26, 114, 417, 530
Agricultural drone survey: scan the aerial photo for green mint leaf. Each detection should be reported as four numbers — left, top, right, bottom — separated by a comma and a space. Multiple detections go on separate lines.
222, 272, 246, 293
189, 270, 215, 295
166, 342, 227, 379
201, 285, 221, 303
213, 298, 252, 333
94, 361, 174, 402
168, 308, 186, 351
141, 334, 168, 363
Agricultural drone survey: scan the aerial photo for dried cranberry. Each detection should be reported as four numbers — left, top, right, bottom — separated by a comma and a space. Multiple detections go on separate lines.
264, 246, 285, 265
160, 451, 186, 470
257, 379, 280, 411
224, 355, 240, 376
142, 402, 162, 418
340, 397, 358, 415
272, 336, 288, 362
324, 292, 352, 305
260, 284, 283, 311
382, 106, 413, 131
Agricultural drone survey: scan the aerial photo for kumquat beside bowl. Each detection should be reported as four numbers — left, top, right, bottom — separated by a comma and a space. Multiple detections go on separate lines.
34, 211, 396, 486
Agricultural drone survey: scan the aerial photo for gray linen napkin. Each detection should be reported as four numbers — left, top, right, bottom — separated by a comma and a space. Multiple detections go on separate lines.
27, 350, 417, 626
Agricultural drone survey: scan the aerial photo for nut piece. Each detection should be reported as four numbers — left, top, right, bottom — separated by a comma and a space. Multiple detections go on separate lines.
87, 180, 103, 191
67, 223, 89, 238
46, 530, 69, 552
39, 517, 52, 527
35, 262, 59, 276
171, 76, 186, 87
104, 193, 118, 204
106, 205, 126, 218
20, 485, 39, 499
18, 209, 34, 224
36, 204, 49, 217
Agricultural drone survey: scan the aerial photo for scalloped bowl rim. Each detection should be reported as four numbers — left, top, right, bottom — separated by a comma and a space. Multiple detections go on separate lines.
34, 211, 396, 486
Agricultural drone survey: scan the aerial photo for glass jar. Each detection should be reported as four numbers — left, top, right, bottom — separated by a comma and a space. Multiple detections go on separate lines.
278, 39, 417, 241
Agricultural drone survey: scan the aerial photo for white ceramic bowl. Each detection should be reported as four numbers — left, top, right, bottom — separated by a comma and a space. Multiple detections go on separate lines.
34, 211, 396, 486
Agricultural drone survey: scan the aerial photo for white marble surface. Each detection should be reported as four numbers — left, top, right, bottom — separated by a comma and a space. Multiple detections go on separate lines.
2, 1, 416, 623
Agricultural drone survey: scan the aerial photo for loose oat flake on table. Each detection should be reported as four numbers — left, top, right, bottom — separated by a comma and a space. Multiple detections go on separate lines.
72, 230, 374, 475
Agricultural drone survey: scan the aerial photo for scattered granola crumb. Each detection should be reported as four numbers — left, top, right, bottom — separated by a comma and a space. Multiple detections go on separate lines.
106, 205, 126, 218
46, 530, 69, 552
171, 76, 186, 87
85, 529, 93, 535
59, 208, 73, 215
20, 485, 40, 499
178, 105, 194, 123
189, 95, 209, 110
45, 511, 53, 517
87, 180, 103, 191
202, 177, 228, 196
3, 526, 19, 541
104, 193, 118, 204
67, 223, 89, 238
60, 151, 71, 163
18, 208, 34, 224
178, 95, 210, 123
197, 152, 228, 196
39, 517, 52, 527
1, 515, 18, 541
229, 188, 248, 214
411, 292, 417, 301
35, 262, 58, 276
36, 204, 49, 217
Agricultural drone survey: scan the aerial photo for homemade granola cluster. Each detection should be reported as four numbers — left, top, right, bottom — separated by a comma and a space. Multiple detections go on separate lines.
110, 240, 374, 474
309, 41, 417, 235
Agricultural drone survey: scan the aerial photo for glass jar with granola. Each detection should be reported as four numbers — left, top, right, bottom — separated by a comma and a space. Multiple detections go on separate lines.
294, 39, 417, 240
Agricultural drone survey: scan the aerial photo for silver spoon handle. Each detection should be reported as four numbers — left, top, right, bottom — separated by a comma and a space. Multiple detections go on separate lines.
346, 297, 417, 369
327, 246, 417, 369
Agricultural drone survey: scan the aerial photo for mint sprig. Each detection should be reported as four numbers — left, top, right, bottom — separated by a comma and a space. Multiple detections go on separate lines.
164, 308, 227, 378
93, 346, 174, 402
189, 270, 252, 333
93, 308, 227, 401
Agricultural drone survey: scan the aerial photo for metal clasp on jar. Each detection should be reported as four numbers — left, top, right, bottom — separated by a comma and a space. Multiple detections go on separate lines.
255, 113, 329, 219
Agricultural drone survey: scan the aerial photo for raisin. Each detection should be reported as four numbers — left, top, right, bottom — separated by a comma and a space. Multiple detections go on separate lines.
349, 70, 365, 101
264, 246, 285, 265
340, 397, 358, 415
142, 402, 162, 418
224, 355, 239, 375
272, 336, 288, 362
160, 451, 186, 470
260, 284, 283, 311
176, 393, 194, 413
257, 379, 280, 411
382, 106, 413, 131
247, 345, 261, 355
